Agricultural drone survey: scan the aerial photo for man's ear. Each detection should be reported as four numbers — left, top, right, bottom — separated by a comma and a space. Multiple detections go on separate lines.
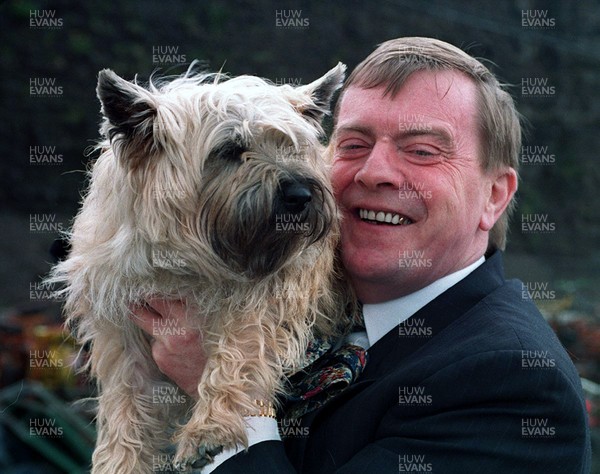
480, 167, 518, 231
295, 62, 346, 123
97, 69, 157, 143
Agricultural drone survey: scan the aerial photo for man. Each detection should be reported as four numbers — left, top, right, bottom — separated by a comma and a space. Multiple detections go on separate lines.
133, 38, 591, 473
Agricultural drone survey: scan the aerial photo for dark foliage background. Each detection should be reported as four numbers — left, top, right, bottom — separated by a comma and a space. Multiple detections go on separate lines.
0, 1, 599, 472
0, 0, 598, 324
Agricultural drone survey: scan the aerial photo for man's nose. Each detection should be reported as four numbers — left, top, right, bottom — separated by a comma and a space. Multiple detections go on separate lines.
354, 141, 406, 190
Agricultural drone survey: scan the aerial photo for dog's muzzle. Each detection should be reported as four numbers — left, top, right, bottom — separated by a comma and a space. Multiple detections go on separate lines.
280, 180, 312, 213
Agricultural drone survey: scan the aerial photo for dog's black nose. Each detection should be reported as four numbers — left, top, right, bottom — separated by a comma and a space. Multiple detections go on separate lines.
281, 181, 312, 213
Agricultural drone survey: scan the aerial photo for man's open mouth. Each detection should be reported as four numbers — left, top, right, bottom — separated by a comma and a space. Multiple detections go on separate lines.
358, 208, 413, 226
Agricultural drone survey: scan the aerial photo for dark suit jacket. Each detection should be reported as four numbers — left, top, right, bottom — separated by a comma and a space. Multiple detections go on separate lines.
216, 251, 591, 473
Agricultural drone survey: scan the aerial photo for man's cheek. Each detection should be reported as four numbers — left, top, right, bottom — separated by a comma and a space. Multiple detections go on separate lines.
330, 166, 346, 199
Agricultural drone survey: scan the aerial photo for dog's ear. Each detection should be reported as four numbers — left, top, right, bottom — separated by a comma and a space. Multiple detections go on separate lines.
97, 69, 157, 143
295, 62, 346, 123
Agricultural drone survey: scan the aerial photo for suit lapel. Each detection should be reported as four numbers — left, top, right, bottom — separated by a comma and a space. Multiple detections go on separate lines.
362, 250, 505, 378
285, 251, 506, 469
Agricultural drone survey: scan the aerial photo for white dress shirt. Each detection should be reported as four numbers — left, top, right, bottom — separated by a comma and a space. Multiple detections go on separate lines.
361, 256, 485, 349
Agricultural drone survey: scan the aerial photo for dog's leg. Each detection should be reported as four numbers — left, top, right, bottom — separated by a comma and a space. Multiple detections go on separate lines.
173, 322, 279, 470
91, 321, 180, 474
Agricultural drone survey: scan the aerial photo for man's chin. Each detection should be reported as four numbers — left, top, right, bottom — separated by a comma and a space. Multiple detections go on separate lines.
344, 256, 400, 287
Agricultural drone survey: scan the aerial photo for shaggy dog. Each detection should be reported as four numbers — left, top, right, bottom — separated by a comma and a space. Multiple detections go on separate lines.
49, 63, 354, 472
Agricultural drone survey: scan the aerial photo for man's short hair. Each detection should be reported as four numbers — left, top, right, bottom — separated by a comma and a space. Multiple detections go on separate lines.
334, 37, 521, 251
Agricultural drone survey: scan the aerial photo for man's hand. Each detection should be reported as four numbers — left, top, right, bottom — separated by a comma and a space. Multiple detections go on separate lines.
130, 298, 206, 398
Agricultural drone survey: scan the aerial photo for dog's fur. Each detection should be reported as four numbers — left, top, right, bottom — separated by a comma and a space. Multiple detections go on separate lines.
49, 63, 353, 472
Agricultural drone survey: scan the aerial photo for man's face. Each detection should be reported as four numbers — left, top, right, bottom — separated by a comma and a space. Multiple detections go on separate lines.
332, 70, 507, 303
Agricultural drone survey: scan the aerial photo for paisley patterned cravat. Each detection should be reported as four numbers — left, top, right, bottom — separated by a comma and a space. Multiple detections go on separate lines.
283, 313, 369, 419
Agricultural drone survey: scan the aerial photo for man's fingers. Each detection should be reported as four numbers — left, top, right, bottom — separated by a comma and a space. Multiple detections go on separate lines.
130, 299, 200, 346
129, 303, 161, 336
128, 299, 204, 398
146, 298, 188, 322
129, 298, 187, 337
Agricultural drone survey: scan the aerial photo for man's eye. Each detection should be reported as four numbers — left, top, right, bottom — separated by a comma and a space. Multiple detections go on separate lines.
403, 146, 444, 164
336, 140, 370, 157
337, 139, 367, 149
341, 144, 365, 150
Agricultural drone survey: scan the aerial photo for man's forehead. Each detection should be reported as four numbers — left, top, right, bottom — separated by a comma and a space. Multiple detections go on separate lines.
344, 69, 477, 103
337, 70, 478, 129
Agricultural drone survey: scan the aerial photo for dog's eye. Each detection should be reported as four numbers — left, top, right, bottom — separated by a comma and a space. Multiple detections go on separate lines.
210, 141, 246, 162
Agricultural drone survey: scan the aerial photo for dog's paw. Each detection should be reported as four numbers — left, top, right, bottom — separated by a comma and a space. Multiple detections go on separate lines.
173, 439, 223, 471
192, 445, 224, 469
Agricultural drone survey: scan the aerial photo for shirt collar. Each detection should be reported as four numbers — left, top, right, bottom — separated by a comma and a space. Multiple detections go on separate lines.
362, 256, 485, 348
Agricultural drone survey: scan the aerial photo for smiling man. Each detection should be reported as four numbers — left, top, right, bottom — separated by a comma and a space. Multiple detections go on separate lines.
132, 38, 591, 473
333, 68, 510, 301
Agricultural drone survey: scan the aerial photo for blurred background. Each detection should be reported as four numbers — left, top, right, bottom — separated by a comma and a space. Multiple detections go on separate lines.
0, 0, 598, 472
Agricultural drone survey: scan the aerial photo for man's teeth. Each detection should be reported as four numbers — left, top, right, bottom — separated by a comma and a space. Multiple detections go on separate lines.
358, 209, 412, 225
